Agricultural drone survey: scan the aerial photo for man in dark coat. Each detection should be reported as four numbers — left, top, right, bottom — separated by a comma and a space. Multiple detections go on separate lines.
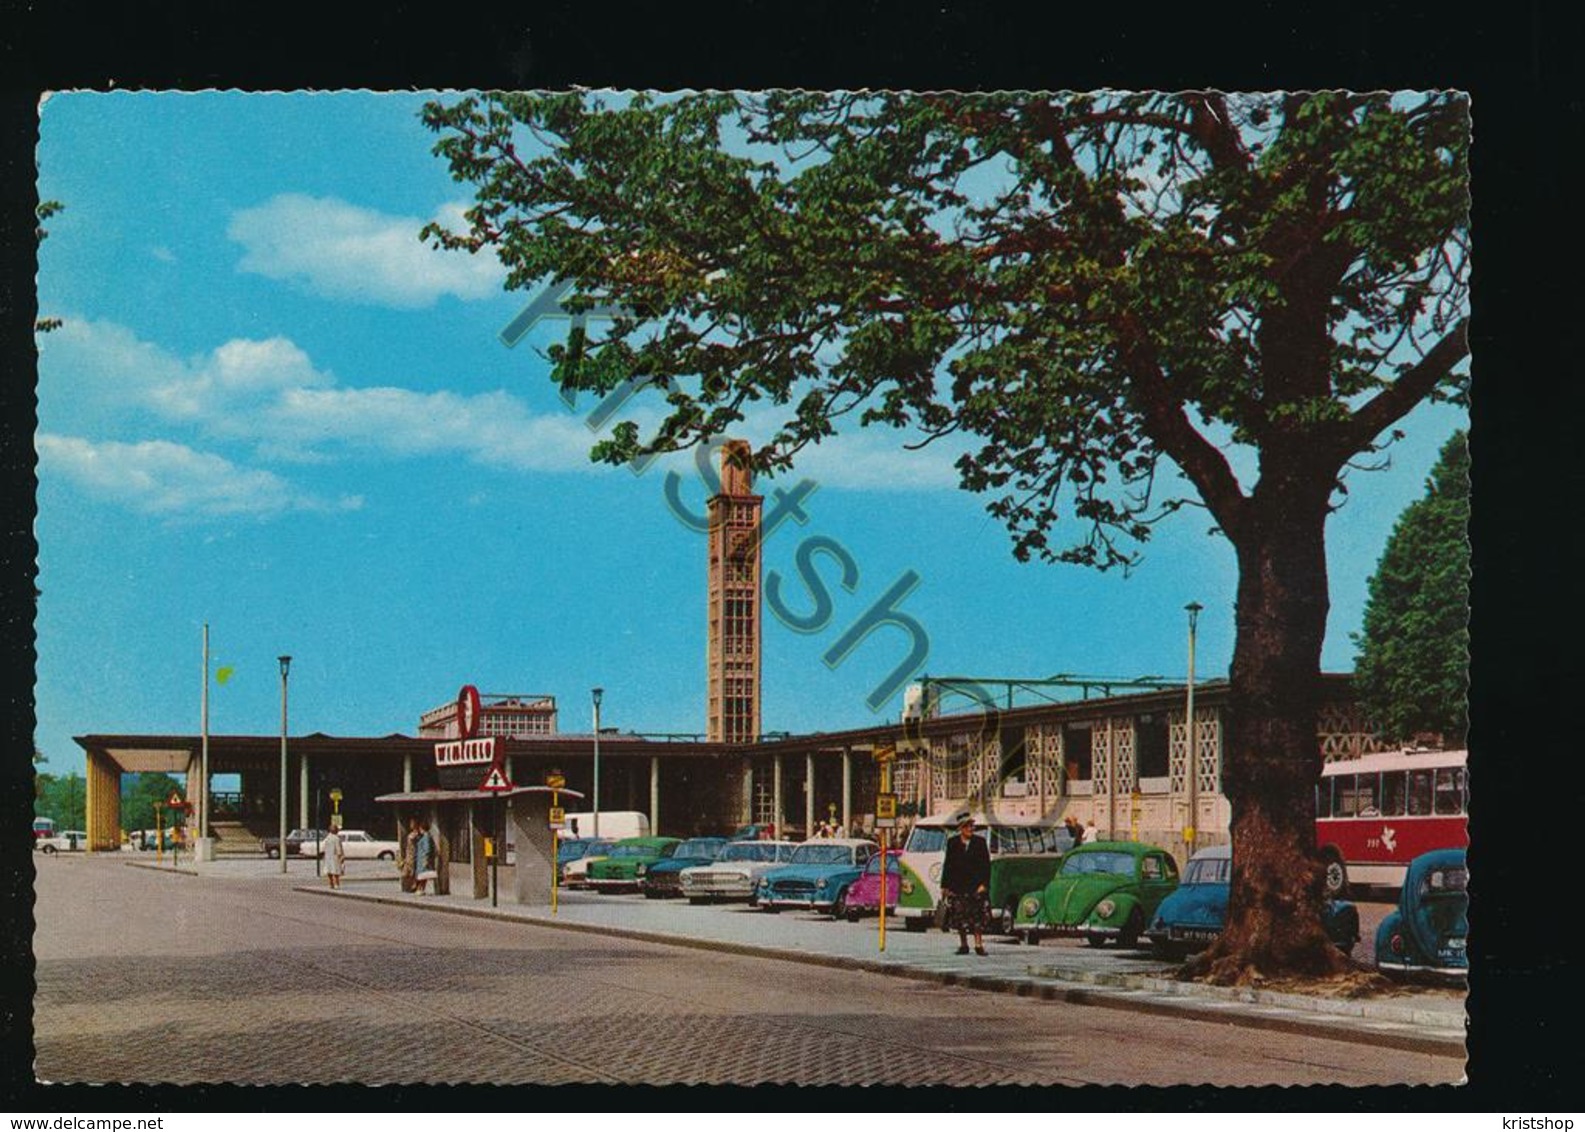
940, 813, 992, 955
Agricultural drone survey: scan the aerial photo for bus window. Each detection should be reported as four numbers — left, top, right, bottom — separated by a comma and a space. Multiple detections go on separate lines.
1316, 782, 1333, 819
1335, 774, 1374, 817
1408, 769, 1434, 816
1380, 771, 1408, 816
1434, 767, 1466, 815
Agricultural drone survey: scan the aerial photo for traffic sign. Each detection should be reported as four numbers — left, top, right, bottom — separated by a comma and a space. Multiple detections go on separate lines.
875, 792, 898, 829
479, 767, 513, 792
457, 684, 482, 740
167, 791, 184, 808
546, 770, 566, 790
548, 807, 567, 829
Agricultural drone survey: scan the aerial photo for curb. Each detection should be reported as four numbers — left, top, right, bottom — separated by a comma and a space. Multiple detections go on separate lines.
124, 860, 200, 877
301, 886, 1465, 1056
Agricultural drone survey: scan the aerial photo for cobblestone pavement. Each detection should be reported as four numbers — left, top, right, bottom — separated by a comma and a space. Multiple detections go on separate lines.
32, 855, 1465, 1087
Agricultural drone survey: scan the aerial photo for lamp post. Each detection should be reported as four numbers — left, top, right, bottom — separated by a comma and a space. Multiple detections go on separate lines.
1184, 603, 1202, 856
592, 686, 603, 839
278, 654, 292, 875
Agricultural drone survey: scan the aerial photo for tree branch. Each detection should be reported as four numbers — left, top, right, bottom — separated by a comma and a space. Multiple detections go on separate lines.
1334, 317, 1470, 457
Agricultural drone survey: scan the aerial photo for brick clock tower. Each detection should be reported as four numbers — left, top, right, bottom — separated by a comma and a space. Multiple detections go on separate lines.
706, 440, 763, 745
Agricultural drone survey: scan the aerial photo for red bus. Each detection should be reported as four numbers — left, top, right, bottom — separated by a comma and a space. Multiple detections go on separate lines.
1315, 748, 1468, 896
33, 817, 56, 842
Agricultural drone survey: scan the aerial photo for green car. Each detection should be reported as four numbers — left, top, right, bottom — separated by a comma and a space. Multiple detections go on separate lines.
1013, 840, 1180, 948
586, 836, 683, 892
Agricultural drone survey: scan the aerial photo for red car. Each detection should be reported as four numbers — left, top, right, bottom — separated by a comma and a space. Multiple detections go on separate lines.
842, 848, 903, 921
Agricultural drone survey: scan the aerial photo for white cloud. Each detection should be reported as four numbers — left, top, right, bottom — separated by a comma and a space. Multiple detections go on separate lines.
37, 434, 362, 517
228, 194, 505, 308
40, 318, 334, 421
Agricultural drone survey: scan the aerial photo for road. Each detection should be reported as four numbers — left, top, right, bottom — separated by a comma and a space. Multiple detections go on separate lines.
31, 854, 1462, 1087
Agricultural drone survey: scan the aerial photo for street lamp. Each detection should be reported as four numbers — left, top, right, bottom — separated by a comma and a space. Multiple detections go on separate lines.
278, 655, 292, 875
1184, 604, 1203, 856
592, 686, 604, 839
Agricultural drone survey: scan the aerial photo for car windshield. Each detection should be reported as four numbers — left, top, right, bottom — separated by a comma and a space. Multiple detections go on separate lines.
790, 844, 853, 865
721, 842, 775, 862
905, 827, 948, 854
1183, 857, 1232, 885
1060, 851, 1137, 877
558, 840, 591, 860
610, 843, 657, 858
674, 839, 725, 859
864, 855, 900, 876
1421, 866, 1468, 896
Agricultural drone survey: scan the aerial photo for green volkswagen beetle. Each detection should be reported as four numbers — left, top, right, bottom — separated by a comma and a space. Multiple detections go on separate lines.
1013, 840, 1180, 948
587, 836, 683, 892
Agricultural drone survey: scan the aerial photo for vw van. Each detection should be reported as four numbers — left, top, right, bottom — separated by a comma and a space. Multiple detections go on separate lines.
894, 811, 1074, 935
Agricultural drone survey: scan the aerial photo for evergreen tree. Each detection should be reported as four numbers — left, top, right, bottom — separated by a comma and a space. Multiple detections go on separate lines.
1353, 431, 1470, 746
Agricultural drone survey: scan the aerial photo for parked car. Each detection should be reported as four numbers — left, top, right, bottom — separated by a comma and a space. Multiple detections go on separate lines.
313, 829, 401, 861
127, 828, 177, 851
36, 830, 88, 854
680, 840, 801, 904
1375, 847, 1468, 980
555, 837, 609, 882
1014, 840, 1181, 947
756, 839, 877, 917
1144, 844, 1360, 958
587, 837, 683, 892
260, 828, 328, 859
843, 848, 903, 921
561, 840, 617, 889
640, 837, 729, 898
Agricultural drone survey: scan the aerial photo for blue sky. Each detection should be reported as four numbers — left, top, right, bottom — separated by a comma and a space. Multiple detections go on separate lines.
33, 91, 1469, 777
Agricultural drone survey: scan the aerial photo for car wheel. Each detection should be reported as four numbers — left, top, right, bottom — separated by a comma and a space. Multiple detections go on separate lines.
904, 917, 928, 933
378, 850, 395, 861
831, 889, 849, 920
41, 845, 57, 855
998, 902, 1018, 937
844, 904, 861, 923
688, 897, 708, 906
266, 847, 278, 859
1084, 932, 1107, 948
1119, 909, 1144, 950
1322, 852, 1350, 899
643, 889, 661, 900
1021, 930, 1039, 947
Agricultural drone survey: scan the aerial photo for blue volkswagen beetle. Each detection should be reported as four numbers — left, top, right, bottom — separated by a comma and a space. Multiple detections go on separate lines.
1144, 844, 1360, 959
757, 839, 877, 918
1375, 847, 1468, 979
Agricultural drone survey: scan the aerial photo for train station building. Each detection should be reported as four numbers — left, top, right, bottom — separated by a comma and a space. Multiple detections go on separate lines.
70, 444, 1387, 864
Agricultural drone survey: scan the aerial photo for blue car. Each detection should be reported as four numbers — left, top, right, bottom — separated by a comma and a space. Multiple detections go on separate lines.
1376, 847, 1468, 979
757, 839, 877, 917
640, 837, 729, 899
1145, 844, 1360, 958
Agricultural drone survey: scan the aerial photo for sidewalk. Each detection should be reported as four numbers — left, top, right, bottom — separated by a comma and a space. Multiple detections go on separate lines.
297, 871, 1466, 1056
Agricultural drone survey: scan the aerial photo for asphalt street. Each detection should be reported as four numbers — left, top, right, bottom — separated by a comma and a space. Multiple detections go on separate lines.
30, 854, 1464, 1087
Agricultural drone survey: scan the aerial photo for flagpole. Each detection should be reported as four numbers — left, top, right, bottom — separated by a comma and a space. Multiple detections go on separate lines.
200, 623, 210, 844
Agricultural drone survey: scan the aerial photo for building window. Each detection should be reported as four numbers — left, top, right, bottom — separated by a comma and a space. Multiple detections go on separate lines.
1135, 713, 1168, 780
1063, 724, 1093, 782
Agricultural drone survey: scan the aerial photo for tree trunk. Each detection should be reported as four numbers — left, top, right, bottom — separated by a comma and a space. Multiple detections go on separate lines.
1192, 484, 1350, 984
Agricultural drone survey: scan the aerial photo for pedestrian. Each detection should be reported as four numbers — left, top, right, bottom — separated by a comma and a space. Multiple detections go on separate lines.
413, 821, 437, 895
1064, 815, 1082, 848
322, 824, 345, 890
1083, 820, 1099, 844
939, 813, 991, 956
400, 817, 420, 892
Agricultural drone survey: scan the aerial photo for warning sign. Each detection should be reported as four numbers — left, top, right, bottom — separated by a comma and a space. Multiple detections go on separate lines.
479, 767, 513, 792
875, 792, 898, 828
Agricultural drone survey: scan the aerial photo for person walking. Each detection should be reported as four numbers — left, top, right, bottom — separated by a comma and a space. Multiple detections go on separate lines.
1082, 820, 1099, 844
322, 824, 345, 890
940, 813, 992, 956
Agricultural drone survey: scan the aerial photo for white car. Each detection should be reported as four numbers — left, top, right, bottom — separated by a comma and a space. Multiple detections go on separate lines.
560, 842, 616, 889
314, 829, 400, 861
37, 830, 88, 854
680, 840, 801, 903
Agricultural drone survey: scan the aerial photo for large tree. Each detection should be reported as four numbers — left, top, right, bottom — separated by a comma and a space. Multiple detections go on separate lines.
1353, 430, 1470, 747
421, 91, 1470, 982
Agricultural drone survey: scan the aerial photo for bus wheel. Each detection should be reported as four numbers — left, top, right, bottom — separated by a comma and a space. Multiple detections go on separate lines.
997, 902, 1018, 937
904, 917, 927, 933
1322, 853, 1350, 899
